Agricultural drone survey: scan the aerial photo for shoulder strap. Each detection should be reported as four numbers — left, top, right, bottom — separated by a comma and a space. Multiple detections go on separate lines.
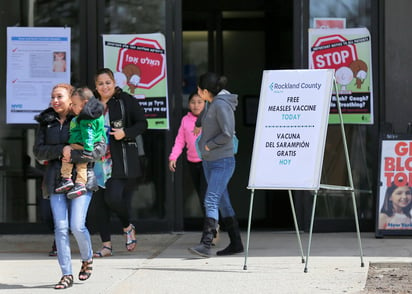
118, 98, 127, 126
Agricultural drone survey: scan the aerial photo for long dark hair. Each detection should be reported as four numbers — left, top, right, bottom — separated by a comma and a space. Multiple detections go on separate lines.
198, 72, 228, 96
95, 68, 115, 83
381, 181, 412, 217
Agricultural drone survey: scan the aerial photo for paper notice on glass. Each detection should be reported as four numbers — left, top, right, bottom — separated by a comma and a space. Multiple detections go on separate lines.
6, 27, 71, 124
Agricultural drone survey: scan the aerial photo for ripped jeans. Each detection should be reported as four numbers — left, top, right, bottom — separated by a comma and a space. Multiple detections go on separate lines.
50, 191, 93, 276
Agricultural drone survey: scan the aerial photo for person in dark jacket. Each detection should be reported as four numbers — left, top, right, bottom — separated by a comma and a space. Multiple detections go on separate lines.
55, 87, 106, 198
33, 83, 106, 289
88, 68, 148, 258
188, 72, 244, 258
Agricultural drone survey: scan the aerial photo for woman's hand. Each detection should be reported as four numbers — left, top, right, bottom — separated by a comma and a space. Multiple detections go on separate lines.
109, 128, 126, 140
205, 145, 210, 151
169, 160, 177, 172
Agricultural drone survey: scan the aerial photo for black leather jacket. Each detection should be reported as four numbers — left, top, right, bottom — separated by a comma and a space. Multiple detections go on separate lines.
33, 107, 106, 198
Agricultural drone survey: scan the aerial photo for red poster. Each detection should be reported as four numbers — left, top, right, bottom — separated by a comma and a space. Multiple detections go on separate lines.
313, 18, 346, 29
377, 135, 412, 236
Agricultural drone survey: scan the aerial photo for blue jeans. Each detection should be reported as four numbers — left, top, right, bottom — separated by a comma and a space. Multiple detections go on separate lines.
50, 191, 93, 276
202, 157, 236, 220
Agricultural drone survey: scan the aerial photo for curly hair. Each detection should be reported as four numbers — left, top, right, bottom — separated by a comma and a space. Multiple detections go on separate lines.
52, 83, 74, 96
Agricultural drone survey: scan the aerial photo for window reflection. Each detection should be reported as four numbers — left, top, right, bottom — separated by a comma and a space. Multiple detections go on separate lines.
309, 0, 373, 221
103, 0, 167, 220
310, 0, 371, 28
34, 0, 81, 85
104, 0, 165, 34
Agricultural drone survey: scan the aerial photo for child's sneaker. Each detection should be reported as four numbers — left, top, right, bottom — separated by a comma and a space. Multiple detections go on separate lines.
67, 183, 87, 199
55, 178, 74, 193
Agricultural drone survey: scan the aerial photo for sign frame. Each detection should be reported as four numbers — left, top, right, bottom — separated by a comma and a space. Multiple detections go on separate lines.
244, 70, 365, 272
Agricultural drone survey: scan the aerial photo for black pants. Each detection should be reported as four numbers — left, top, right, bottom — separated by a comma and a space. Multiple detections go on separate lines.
187, 161, 207, 216
87, 178, 134, 243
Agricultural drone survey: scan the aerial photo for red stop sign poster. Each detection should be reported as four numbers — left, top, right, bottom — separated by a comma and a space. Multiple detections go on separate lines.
311, 34, 357, 70
117, 37, 166, 90
308, 28, 373, 125
103, 33, 169, 130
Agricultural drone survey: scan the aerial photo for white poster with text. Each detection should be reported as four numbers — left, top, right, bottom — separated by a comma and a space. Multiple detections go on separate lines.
7, 27, 71, 124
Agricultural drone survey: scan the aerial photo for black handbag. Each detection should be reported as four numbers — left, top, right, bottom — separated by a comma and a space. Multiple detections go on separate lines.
118, 98, 142, 177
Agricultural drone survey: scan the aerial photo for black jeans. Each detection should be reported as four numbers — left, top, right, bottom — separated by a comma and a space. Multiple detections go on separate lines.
187, 161, 207, 216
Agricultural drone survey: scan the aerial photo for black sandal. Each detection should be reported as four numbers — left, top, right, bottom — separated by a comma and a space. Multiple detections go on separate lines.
93, 245, 112, 258
79, 259, 93, 281
54, 275, 73, 289
124, 224, 137, 251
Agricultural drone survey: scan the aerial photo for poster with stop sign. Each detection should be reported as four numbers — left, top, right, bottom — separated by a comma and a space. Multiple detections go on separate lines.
102, 33, 168, 130
309, 28, 373, 124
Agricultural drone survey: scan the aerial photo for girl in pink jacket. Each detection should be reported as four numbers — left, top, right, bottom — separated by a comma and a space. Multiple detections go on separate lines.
169, 92, 206, 215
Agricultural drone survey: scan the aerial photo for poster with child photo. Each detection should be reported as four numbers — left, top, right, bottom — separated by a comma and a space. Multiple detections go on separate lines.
376, 134, 412, 236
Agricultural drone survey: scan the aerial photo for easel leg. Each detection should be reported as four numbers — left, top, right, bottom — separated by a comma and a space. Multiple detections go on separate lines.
334, 76, 365, 267
304, 191, 318, 273
243, 189, 255, 270
288, 190, 305, 263
351, 191, 365, 267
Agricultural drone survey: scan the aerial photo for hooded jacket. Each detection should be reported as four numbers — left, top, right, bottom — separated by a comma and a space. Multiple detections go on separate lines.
198, 90, 238, 161
69, 97, 106, 152
169, 111, 202, 163
33, 107, 106, 198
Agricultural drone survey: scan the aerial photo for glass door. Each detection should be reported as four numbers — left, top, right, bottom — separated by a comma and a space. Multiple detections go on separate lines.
0, 0, 180, 233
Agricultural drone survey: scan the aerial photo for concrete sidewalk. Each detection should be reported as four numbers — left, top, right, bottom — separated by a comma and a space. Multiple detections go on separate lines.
0, 231, 411, 293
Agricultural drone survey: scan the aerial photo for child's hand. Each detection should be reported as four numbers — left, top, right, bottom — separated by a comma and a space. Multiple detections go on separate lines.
62, 145, 72, 162
193, 127, 202, 136
169, 160, 177, 172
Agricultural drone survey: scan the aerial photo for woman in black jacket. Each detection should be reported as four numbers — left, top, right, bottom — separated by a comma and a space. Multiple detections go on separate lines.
88, 68, 148, 257
33, 84, 106, 289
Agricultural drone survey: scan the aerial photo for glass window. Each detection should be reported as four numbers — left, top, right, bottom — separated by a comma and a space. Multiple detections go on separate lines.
0, 0, 171, 228
34, 0, 81, 84
103, 0, 165, 34
182, 31, 208, 104
0, 0, 81, 225
309, 0, 374, 221
181, 31, 208, 218
103, 0, 167, 219
310, 0, 371, 29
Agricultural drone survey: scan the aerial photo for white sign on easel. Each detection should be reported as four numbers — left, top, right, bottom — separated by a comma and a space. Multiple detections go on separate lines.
243, 69, 364, 273
248, 69, 334, 190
